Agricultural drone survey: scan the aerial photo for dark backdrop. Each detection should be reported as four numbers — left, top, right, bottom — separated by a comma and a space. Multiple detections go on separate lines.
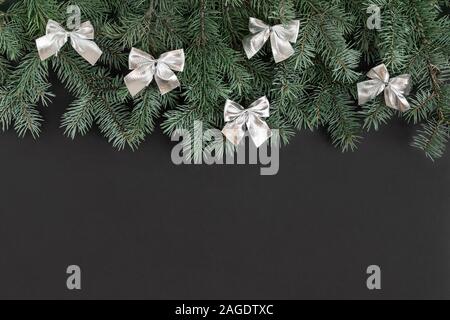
0, 79, 449, 300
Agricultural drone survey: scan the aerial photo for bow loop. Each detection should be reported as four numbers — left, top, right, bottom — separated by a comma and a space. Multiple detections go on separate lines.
357, 64, 412, 112
36, 20, 102, 65
367, 64, 390, 83
247, 96, 271, 118
128, 47, 157, 70
222, 96, 272, 148
125, 48, 185, 97
248, 18, 270, 34
69, 21, 96, 41
46, 19, 67, 38
271, 20, 300, 43
223, 100, 245, 122
243, 18, 300, 63
158, 49, 185, 72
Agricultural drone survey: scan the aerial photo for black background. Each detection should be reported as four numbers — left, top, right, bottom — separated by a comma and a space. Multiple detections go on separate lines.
0, 76, 449, 300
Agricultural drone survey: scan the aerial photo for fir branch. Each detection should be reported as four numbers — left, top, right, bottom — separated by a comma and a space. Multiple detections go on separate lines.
412, 118, 449, 160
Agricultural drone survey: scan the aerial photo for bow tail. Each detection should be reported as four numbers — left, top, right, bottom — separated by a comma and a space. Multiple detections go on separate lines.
155, 76, 180, 95
357, 80, 386, 105
384, 86, 411, 112
247, 114, 272, 148
36, 34, 65, 61
71, 38, 103, 66
243, 31, 270, 60
124, 67, 154, 98
270, 33, 295, 63
155, 65, 181, 95
222, 116, 247, 146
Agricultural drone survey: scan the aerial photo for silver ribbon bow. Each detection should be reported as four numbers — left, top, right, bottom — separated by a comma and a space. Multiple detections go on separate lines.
36, 20, 103, 66
222, 96, 272, 148
357, 64, 412, 112
243, 18, 300, 63
124, 48, 185, 97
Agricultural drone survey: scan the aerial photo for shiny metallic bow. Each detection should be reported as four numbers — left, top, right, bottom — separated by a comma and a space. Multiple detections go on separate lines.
243, 18, 300, 63
222, 96, 272, 148
124, 48, 185, 97
357, 64, 412, 112
36, 20, 103, 66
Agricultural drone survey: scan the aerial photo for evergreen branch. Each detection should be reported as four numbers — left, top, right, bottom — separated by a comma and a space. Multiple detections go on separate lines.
412, 118, 449, 160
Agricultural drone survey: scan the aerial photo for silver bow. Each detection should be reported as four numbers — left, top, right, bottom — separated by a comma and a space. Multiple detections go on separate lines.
222, 96, 272, 148
357, 64, 412, 112
243, 18, 300, 63
124, 48, 185, 97
36, 20, 103, 66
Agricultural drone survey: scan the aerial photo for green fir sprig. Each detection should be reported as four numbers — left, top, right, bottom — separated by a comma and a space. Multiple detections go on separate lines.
0, 0, 448, 160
